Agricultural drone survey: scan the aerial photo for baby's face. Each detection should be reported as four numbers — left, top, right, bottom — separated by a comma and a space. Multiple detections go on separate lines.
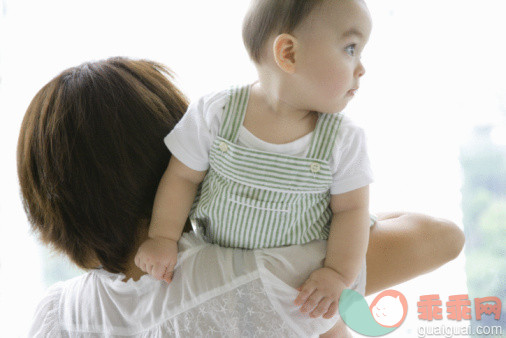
292, 0, 372, 114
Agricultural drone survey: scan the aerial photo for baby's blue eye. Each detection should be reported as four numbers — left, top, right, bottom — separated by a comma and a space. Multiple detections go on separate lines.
345, 44, 357, 56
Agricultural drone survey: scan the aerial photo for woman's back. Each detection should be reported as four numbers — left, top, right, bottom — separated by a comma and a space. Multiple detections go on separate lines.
30, 232, 354, 337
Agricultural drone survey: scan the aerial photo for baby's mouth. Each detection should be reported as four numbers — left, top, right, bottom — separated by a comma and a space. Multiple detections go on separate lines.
347, 88, 358, 96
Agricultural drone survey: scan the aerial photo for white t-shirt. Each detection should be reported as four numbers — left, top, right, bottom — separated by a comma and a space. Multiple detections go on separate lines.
29, 232, 366, 337
165, 88, 374, 195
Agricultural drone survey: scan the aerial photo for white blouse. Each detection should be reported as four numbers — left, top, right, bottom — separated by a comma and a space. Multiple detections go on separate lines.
29, 232, 366, 337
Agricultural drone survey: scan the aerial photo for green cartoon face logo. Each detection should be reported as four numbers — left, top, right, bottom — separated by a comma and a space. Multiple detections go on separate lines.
339, 289, 408, 336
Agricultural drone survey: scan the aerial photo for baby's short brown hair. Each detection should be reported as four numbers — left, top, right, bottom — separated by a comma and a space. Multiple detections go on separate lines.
242, 0, 324, 63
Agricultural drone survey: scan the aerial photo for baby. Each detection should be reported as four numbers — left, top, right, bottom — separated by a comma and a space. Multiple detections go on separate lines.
135, 0, 373, 321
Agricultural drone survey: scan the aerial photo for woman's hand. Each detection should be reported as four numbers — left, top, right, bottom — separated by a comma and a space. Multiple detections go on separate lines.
294, 267, 347, 319
134, 237, 178, 283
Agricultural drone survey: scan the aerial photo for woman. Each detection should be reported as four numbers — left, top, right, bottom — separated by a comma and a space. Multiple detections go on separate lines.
19, 57, 465, 337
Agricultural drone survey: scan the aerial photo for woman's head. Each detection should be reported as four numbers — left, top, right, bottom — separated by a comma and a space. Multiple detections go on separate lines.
17, 57, 188, 273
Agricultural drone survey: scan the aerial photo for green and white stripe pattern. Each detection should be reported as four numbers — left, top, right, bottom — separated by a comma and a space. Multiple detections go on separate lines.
190, 85, 357, 249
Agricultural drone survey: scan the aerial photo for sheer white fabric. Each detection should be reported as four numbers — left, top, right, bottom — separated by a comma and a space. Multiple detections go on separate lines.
29, 232, 366, 337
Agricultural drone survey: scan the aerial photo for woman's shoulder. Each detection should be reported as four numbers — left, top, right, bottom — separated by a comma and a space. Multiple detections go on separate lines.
28, 275, 82, 337
28, 270, 160, 336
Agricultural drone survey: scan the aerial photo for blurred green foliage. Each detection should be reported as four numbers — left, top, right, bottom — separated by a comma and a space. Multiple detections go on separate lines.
460, 126, 506, 336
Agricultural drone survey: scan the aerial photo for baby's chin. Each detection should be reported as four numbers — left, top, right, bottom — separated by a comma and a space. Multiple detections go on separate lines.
322, 102, 349, 115
305, 96, 351, 114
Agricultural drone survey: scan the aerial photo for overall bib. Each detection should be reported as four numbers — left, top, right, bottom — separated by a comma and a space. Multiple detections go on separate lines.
190, 85, 374, 249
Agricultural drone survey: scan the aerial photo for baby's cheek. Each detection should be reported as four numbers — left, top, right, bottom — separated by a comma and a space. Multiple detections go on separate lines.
299, 54, 350, 111
325, 75, 348, 97
314, 62, 348, 97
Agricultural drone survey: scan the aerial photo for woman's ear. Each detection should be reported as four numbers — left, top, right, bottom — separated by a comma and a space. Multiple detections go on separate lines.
273, 34, 298, 74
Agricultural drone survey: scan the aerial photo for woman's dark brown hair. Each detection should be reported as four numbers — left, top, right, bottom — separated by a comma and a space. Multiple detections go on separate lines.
17, 57, 189, 273
242, 0, 324, 63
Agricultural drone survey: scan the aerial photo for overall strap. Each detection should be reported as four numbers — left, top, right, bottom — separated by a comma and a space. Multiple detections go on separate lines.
306, 113, 344, 161
218, 85, 250, 142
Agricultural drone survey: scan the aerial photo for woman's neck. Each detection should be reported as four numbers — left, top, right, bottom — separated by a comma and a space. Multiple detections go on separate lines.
122, 260, 146, 282
87, 223, 149, 282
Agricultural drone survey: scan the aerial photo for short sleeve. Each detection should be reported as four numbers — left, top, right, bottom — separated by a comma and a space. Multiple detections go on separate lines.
329, 117, 374, 195
164, 90, 229, 171
28, 283, 64, 337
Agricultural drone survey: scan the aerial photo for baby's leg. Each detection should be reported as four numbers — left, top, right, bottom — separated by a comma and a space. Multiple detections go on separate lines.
320, 318, 353, 338
364, 212, 465, 296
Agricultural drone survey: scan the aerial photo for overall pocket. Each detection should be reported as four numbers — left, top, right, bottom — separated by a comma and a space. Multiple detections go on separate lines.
192, 170, 331, 249
219, 192, 296, 249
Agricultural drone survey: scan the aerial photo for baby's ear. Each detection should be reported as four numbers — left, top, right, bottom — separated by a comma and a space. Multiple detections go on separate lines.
272, 34, 298, 74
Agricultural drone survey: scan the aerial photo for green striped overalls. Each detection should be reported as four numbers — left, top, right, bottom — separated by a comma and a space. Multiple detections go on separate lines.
190, 85, 374, 249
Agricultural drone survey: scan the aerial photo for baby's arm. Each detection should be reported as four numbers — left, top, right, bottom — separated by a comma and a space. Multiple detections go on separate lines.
294, 185, 370, 318
135, 156, 206, 283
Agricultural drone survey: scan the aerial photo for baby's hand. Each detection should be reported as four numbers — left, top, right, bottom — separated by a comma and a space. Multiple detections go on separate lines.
294, 267, 347, 319
134, 237, 178, 284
